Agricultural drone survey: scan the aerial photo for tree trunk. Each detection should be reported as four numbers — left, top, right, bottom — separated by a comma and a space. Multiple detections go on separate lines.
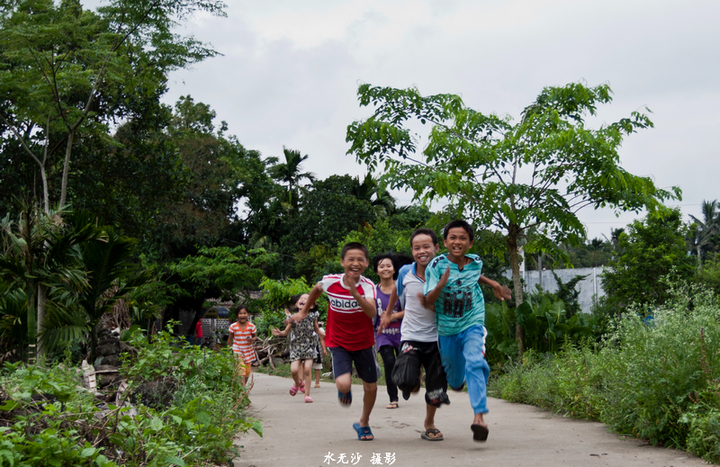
697, 245, 702, 270
27, 283, 37, 364
36, 284, 46, 359
39, 165, 50, 215
59, 131, 74, 210
506, 224, 525, 357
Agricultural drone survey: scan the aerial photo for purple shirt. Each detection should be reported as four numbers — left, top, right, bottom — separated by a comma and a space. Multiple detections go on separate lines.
375, 285, 402, 349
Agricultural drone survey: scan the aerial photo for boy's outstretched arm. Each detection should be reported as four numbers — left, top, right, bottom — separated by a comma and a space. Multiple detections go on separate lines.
479, 275, 512, 301
289, 283, 323, 323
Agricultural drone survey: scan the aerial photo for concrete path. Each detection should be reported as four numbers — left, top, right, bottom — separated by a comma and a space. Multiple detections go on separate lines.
233, 372, 705, 467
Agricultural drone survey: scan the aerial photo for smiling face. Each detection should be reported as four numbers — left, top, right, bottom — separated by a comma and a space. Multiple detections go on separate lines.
297, 294, 310, 309
341, 248, 369, 278
236, 307, 249, 324
443, 227, 473, 264
411, 233, 439, 267
376, 258, 395, 280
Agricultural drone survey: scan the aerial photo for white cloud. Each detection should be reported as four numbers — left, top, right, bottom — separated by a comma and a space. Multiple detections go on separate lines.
157, 0, 720, 238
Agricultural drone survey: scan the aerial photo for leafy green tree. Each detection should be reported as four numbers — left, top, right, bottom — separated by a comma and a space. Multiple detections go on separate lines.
387, 204, 434, 232
347, 82, 679, 354
170, 245, 278, 304
275, 175, 376, 277
0, 0, 225, 214
147, 96, 257, 260
601, 209, 694, 312
695, 256, 720, 297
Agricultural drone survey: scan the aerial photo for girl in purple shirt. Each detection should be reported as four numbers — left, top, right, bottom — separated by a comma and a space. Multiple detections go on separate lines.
373, 253, 411, 409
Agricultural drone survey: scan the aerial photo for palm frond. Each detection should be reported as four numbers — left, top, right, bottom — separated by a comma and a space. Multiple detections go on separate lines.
39, 300, 90, 354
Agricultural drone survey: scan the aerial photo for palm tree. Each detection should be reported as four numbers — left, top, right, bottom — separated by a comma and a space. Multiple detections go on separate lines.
0, 204, 95, 361
352, 173, 397, 218
268, 147, 315, 211
42, 226, 150, 361
689, 199, 719, 268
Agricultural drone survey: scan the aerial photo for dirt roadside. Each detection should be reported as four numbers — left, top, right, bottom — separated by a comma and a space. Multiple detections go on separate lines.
233, 372, 705, 467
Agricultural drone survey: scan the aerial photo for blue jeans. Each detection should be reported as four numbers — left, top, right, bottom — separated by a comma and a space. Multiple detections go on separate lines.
438, 325, 489, 414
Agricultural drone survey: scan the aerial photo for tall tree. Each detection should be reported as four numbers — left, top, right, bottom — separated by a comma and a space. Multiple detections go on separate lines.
601, 209, 694, 311
267, 147, 315, 212
688, 199, 719, 268
347, 82, 680, 354
0, 0, 225, 214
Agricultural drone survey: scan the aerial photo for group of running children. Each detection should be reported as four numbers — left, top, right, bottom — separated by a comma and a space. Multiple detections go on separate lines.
227, 220, 511, 443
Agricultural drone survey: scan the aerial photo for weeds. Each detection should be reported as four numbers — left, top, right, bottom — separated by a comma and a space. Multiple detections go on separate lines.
490, 282, 720, 462
0, 323, 262, 466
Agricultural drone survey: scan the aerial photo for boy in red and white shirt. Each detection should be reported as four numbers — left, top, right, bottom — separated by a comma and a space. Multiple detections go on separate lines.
227, 305, 257, 384
290, 242, 378, 441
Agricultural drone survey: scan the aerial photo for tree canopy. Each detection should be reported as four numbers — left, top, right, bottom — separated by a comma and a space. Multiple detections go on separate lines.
0, 0, 225, 214
347, 81, 681, 353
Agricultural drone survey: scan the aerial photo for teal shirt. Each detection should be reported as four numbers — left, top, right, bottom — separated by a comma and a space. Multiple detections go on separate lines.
424, 253, 484, 336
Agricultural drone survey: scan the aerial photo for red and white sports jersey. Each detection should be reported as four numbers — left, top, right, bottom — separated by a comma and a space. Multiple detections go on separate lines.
320, 274, 376, 351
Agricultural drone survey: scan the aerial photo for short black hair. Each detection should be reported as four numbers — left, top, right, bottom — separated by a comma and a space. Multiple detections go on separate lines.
410, 228, 438, 246
341, 242, 369, 261
236, 305, 249, 314
443, 220, 474, 242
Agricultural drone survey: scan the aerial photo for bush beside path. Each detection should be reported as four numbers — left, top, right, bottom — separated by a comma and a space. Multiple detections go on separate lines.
233, 372, 704, 467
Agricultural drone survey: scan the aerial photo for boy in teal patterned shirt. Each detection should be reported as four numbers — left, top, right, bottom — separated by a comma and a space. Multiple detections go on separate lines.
423, 220, 510, 442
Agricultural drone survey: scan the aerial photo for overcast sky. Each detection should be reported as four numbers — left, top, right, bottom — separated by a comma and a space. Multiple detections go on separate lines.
155, 0, 719, 240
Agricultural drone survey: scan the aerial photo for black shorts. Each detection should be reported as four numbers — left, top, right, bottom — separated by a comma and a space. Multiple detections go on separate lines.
392, 340, 449, 407
329, 346, 378, 383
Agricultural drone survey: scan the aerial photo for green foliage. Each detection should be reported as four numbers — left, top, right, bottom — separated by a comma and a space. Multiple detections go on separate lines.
280, 175, 376, 259
0, 321, 261, 466
0, 362, 119, 466
601, 209, 694, 312
0, 204, 99, 360
485, 295, 600, 365
490, 282, 720, 462
171, 245, 278, 302
551, 272, 587, 318
687, 199, 720, 267
254, 278, 327, 336
696, 256, 720, 297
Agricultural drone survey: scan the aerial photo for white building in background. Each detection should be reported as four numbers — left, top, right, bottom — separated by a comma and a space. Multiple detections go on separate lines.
504, 267, 607, 313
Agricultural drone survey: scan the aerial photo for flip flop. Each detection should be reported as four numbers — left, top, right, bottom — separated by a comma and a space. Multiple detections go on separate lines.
386, 401, 399, 409
421, 428, 444, 441
338, 390, 352, 407
353, 422, 374, 441
471, 423, 489, 442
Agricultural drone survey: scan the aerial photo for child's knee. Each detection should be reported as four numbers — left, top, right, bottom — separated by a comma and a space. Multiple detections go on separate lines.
335, 373, 352, 393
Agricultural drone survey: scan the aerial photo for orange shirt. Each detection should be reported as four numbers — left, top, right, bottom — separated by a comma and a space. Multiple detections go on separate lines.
229, 321, 257, 362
